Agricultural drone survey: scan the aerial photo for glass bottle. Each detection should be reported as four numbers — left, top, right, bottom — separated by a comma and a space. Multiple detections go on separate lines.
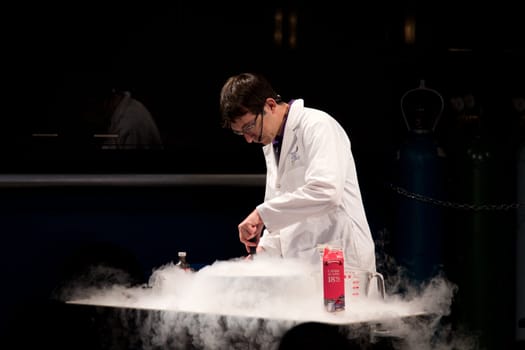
175, 251, 193, 271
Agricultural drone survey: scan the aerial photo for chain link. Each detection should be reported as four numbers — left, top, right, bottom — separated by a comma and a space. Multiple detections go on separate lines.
387, 183, 523, 211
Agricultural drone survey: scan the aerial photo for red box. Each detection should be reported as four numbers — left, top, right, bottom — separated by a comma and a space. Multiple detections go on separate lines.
322, 247, 345, 312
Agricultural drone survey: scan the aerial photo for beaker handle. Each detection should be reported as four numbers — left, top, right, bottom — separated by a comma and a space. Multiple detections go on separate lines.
368, 272, 386, 300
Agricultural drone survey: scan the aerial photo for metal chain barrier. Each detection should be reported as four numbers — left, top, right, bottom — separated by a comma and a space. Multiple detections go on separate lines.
387, 183, 523, 211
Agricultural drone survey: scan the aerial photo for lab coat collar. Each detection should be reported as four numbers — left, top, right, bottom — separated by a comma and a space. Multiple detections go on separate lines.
263, 99, 304, 175
277, 99, 302, 176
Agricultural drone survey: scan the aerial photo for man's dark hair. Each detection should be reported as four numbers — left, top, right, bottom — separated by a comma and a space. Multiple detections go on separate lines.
219, 72, 281, 128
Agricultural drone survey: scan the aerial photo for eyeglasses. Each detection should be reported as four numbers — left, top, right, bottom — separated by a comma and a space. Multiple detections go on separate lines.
232, 113, 260, 136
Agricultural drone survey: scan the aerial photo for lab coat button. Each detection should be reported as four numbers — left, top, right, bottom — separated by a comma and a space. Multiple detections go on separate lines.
276, 184, 281, 188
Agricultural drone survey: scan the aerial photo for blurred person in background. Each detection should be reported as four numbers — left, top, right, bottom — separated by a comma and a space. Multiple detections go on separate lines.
50, 72, 163, 150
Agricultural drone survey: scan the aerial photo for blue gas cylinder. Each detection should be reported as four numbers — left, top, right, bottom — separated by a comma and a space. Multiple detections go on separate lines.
393, 80, 446, 282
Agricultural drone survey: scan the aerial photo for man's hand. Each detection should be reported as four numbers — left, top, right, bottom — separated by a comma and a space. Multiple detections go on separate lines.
245, 246, 266, 260
238, 209, 264, 253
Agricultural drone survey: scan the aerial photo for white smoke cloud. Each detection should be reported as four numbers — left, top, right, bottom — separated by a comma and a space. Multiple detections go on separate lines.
63, 255, 478, 349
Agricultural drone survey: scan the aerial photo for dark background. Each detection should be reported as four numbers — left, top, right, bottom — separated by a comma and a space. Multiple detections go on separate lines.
4, 2, 524, 166
1, 2, 524, 349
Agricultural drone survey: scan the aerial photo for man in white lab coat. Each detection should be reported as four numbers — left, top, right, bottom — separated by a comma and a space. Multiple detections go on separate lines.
220, 73, 376, 272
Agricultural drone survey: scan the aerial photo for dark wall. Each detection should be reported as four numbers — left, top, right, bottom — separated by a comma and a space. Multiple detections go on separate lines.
0, 182, 264, 343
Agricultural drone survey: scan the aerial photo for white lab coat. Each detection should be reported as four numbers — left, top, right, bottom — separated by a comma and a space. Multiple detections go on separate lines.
257, 99, 376, 272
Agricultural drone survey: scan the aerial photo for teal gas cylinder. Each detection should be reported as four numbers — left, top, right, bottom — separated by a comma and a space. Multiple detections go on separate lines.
454, 130, 498, 345
515, 98, 525, 342
393, 81, 446, 282
517, 139, 525, 342
449, 94, 518, 349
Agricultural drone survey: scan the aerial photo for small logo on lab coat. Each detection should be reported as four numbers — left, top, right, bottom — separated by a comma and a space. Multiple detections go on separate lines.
290, 146, 300, 164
